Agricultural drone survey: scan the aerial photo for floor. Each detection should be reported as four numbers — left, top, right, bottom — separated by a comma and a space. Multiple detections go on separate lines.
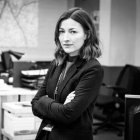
92, 118, 124, 140
93, 131, 124, 140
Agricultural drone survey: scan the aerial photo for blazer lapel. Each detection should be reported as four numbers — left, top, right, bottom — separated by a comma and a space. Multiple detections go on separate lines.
58, 64, 77, 95
57, 57, 85, 98
47, 62, 64, 99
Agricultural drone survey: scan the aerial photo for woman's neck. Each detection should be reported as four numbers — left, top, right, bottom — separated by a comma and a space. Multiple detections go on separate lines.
67, 55, 78, 62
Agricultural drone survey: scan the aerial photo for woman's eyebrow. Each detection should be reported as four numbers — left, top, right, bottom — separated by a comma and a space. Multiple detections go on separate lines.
59, 27, 76, 30
70, 28, 76, 30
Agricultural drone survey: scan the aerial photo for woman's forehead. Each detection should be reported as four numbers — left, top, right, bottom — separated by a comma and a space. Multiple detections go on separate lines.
60, 18, 83, 30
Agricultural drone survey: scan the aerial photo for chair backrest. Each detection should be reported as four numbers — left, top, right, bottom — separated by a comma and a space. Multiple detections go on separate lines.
115, 64, 140, 94
109, 65, 140, 113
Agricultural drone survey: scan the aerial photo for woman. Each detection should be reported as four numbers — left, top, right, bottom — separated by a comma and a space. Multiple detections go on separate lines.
31, 7, 104, 140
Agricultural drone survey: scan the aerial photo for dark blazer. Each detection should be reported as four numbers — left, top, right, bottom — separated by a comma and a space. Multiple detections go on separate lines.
31, 57, 103, 140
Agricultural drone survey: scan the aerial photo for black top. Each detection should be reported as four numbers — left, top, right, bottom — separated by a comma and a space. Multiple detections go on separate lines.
67, 55, 78, 62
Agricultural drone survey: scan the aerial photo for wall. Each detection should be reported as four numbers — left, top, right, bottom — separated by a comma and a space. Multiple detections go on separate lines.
135, 0, 140, 66
110, 0, 136, 66
99, 0, 140, 66
75, 0, 99, 13
67, 0, 75, 9
98, 0, 111, 65
0, 0, 67, 62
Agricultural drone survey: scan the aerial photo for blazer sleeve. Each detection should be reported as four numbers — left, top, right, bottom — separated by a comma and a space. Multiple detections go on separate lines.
31, 63, 103, 125
31, 61, 55, 119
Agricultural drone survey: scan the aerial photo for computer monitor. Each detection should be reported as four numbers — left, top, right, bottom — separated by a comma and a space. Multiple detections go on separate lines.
125, 95, 140, 140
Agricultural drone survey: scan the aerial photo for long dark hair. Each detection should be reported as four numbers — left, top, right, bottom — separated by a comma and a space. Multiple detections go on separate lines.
54, 7, 101, 65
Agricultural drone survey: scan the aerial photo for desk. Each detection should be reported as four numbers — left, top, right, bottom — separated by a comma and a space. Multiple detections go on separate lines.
2, 129, 37, 140
0, 85, 37, 140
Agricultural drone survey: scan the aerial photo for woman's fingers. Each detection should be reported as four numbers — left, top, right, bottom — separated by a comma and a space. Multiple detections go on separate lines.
64, 91, 75, 104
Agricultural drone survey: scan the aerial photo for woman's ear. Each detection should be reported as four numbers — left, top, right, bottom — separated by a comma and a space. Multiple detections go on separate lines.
84, 34, 87, 40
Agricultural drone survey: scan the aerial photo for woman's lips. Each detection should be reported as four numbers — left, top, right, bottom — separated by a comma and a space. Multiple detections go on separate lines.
63, 44, 73, 47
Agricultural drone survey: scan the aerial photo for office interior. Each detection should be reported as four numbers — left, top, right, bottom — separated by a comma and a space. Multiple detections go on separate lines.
0, 0, 140, 140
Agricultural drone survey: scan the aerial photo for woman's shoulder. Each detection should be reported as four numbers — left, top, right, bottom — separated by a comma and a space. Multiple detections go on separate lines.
85, 58, 102, 69
79, 58, 104, 78
82, 58, 103, 74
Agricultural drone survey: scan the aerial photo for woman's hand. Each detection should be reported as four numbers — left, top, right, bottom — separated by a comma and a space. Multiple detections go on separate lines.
64, 91, 75, 105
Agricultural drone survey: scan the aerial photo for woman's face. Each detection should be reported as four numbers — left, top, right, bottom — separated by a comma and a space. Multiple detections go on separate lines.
59, 18, 87, 56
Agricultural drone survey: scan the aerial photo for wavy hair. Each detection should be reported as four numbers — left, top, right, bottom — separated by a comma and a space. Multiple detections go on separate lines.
54, 7, 101, 65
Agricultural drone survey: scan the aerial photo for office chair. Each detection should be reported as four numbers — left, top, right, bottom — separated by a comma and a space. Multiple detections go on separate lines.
93, 64, 140, 136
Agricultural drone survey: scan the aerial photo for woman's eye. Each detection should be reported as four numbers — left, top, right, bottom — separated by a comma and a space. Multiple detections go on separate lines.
70, 30, 77, 34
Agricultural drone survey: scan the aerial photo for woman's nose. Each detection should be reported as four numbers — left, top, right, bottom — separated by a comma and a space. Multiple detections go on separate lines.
63, 33, 70, 41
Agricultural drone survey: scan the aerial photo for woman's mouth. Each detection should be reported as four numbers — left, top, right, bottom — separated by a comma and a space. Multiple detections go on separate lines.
63, 44, 72, 46
63, 44, 73, 48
